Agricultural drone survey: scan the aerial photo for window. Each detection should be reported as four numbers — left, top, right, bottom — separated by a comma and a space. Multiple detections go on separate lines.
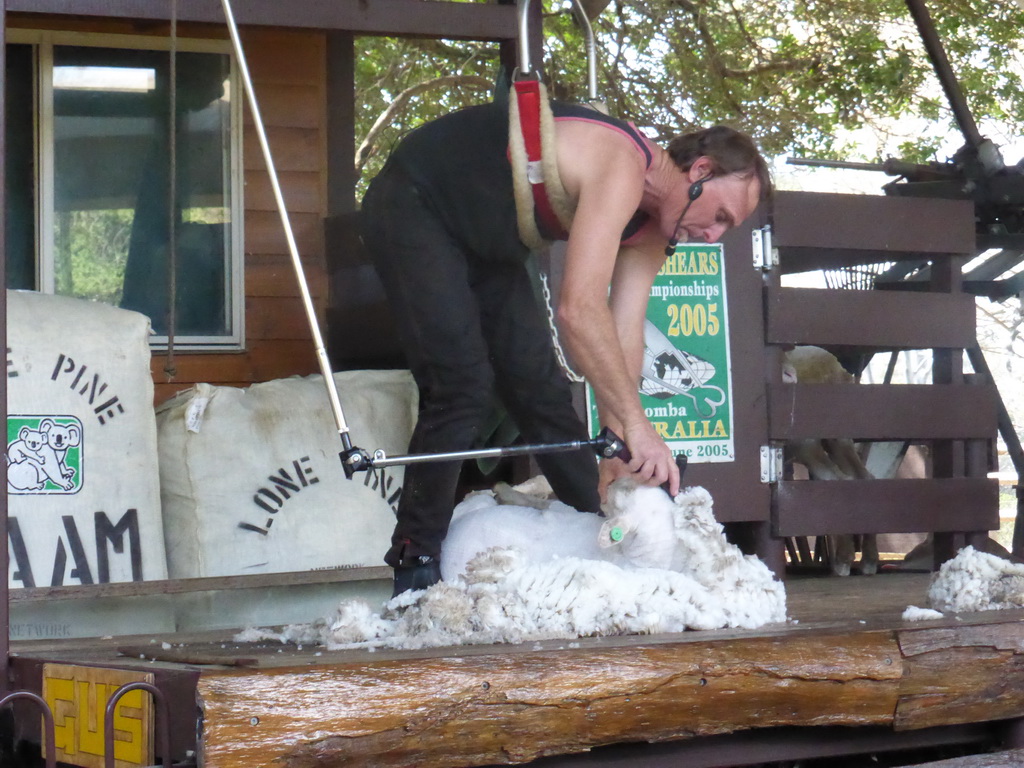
5, 32, 244, 348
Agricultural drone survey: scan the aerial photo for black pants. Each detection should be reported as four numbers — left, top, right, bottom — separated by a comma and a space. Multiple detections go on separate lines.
361, 166, 601, 568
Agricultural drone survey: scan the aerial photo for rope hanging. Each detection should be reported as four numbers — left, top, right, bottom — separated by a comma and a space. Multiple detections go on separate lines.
163, 0, 179, 378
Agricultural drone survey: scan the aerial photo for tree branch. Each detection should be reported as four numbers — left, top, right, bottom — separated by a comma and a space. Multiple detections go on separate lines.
719, 58, 821, 79
355, 74, 493, 174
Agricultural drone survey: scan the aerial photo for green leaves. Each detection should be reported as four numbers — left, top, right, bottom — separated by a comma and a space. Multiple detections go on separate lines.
354, 0, 1024, 181
354, 36, 500, 193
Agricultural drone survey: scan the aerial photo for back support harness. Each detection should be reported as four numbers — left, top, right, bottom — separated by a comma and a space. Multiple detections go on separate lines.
509, 79, 574, 249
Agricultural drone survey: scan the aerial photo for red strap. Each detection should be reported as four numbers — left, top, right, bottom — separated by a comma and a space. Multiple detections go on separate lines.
513, 79, 569, 241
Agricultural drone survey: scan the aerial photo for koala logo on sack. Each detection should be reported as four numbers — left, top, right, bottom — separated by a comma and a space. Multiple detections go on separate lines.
6, 416, 83, 494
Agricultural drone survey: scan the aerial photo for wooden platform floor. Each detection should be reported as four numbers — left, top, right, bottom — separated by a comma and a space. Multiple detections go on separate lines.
7, 572, 953, 663
10, 572, 1024, 768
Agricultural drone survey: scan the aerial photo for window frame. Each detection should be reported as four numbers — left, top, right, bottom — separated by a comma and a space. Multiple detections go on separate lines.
8, 29, 246, 350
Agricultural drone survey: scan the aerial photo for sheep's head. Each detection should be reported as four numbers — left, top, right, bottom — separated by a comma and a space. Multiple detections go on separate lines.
599, 479, 677, 570
783, 345, 854, 385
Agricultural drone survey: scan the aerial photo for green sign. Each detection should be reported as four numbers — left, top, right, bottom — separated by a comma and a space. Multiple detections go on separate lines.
7, 415, 84, 494
589, 242, 735, 463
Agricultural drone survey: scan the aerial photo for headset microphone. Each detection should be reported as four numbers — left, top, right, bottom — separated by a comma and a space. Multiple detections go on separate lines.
688, 175, 708, 201
664, 174, 713, 258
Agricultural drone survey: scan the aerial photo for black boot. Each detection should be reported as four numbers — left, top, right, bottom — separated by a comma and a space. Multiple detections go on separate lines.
392, 555, 442, 597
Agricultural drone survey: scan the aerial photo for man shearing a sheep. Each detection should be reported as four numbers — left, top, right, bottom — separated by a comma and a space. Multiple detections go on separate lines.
361, 95, 771, 596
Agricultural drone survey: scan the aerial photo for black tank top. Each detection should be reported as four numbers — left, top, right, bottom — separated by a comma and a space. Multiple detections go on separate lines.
378, 100, 654, 262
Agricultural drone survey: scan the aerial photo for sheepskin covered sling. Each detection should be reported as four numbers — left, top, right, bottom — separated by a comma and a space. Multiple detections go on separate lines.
509, 79, 575, 249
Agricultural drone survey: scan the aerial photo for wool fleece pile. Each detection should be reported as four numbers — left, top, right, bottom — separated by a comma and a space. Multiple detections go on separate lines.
927, 545, 1024, 612
236, 480, 788, 651
901, 545, 1024, 620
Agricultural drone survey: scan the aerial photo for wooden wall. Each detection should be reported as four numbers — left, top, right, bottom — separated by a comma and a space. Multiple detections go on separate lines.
6, 16, 330, 405
152, 28, 327, 404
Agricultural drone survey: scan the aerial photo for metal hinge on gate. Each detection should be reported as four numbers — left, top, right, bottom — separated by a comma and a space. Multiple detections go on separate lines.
759, 444, 784, 483
751, 225, 777, 270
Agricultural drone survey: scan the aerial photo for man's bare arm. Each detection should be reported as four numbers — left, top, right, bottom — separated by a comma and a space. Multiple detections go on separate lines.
594, 239, 678, 497
555, 145, 679, 495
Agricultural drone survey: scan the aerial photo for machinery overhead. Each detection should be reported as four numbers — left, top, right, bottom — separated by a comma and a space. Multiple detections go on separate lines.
791, 0, 1024, 301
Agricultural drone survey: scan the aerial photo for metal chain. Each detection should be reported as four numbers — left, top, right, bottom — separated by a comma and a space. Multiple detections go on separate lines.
539, 272, 585, 383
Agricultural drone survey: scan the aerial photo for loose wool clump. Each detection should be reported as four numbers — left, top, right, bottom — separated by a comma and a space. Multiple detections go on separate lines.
901, 605, 944, 622
927, 545, 1024, 613
237, 480, 787, 651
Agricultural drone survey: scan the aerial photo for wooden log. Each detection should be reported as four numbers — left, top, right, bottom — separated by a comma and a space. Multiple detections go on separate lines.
198, 632, 902, 768
896, 622, 1024, 731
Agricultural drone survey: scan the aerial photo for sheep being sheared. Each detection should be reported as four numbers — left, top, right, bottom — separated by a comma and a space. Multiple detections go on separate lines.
237, 479, 787, 651
783, 345, 878, 577
440, 478, 786, 629
440, 478, 677, 579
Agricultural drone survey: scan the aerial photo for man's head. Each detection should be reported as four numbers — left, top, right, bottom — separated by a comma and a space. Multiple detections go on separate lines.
663, 125, 772, 245
667, 125, 772, 199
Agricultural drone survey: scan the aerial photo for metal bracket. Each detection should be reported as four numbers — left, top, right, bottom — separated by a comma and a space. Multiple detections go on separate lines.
751, 225, 777, 270
759, 444, 784, 483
